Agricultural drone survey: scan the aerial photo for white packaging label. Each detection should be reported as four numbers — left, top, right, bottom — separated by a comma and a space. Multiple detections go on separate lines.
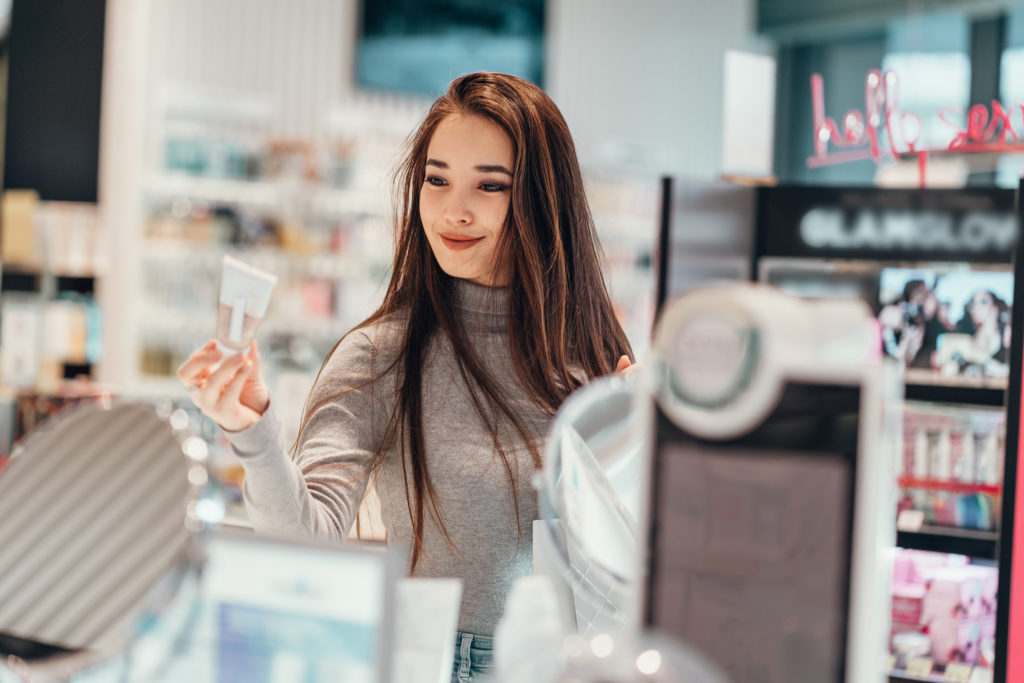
229, 296, 246, 344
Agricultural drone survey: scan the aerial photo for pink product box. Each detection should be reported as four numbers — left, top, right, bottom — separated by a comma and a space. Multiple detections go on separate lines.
892, 550, 968, 586
925, 616, 994, 666
922, 566, 998, 622
892, 583, 925, 627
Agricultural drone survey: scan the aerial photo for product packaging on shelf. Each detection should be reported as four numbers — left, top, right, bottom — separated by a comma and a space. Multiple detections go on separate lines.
889, 550, 998, 667
898, 403, 1005, 531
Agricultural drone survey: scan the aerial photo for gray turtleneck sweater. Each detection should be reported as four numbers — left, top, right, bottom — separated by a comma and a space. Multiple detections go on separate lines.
225, 280, 550, 635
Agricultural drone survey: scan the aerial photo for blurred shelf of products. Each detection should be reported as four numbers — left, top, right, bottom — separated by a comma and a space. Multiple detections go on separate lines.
887, 548, 998, 682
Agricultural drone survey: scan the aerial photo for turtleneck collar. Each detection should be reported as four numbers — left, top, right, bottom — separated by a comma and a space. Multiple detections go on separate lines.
453, 278, 509, 333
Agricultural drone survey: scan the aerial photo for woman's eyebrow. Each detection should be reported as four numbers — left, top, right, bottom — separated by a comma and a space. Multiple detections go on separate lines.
475, 164, 513, 175
425, 159, 512, 176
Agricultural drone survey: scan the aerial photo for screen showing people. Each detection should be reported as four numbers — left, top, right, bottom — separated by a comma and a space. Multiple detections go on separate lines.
762, 260, 1013, 389
878, 268, 1013, 386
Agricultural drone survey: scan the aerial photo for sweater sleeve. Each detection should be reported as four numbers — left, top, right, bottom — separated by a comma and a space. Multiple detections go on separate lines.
225, 328, 393, 540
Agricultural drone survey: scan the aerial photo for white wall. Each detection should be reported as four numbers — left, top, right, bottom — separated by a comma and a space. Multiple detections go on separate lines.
96, 0, 766, 386
546, 0, 767, 179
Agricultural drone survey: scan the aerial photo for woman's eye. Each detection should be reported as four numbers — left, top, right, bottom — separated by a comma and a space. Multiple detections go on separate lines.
424, 176, 447, 187
480, 183, 508, 193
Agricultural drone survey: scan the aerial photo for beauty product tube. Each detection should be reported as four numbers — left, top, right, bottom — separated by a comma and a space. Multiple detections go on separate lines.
216, 255, 277, 355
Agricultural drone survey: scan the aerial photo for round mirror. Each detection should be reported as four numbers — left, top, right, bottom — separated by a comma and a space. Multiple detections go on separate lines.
0, 401, 215, 681
536, 371, 649, 637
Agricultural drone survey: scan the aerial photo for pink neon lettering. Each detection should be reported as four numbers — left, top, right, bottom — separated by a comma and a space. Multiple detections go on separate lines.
807, 68, 1024, 181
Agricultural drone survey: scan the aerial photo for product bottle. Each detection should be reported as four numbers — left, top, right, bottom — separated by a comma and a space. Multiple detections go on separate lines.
494, 576, 569, 683
957, 430, 977, 484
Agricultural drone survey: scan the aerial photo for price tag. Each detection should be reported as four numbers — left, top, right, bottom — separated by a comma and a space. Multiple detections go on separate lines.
945, 662, 972, 682
968, 667, 993, 683
907, 657, 934, 678
897, 509, 926, 532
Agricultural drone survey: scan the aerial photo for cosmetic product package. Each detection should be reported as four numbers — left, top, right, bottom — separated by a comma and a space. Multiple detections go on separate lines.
216, 255, 277, 355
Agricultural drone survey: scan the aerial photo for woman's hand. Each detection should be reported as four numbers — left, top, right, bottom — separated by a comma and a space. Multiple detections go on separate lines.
176, 340, 270, 432
615, 355, 640, 375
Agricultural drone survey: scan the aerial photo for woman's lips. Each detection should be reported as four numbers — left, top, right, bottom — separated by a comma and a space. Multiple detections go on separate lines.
439, 233, 485, 251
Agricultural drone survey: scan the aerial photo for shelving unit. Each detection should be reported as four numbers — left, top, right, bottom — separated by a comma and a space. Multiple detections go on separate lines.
905, 385, 1006, 408
747, 185, 1016, 678
896, 526, 999, 561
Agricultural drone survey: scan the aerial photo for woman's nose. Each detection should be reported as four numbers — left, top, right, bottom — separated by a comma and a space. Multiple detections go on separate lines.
443, 189, 473, 225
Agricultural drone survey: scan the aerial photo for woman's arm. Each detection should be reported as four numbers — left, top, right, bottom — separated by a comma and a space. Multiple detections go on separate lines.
183, 329, 389, 540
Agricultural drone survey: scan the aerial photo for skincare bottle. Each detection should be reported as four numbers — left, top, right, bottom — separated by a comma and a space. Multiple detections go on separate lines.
216, 255, 277, 355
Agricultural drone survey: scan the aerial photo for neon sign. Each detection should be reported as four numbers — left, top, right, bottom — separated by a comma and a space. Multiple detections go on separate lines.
808, 69, 1024, 184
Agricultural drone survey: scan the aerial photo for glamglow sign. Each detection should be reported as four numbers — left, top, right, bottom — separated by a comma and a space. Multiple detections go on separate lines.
800, 208, 1017, 252
756, 186, 1017, 264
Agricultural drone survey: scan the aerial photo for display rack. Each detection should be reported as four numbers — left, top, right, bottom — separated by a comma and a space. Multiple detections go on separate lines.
746, 185, 1017, 678
994, 179, 1024, 682
896, 526, 999, 561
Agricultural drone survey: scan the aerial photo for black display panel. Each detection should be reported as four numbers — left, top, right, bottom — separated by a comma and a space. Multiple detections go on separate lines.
655, 177, 755, 314
3, 0, 106, 202
755, 186, 1017, 266
645, 383, 859, 683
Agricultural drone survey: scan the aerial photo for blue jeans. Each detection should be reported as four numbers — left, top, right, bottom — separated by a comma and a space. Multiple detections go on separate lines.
451, 631, 494, 682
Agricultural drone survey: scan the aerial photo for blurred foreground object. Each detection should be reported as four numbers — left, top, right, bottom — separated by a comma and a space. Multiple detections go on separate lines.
0, 401, 214, 681
643, 283, 898, 683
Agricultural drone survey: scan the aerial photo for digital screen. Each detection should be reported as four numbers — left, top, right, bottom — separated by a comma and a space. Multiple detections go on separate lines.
645, 385, 859, 683
879, 267, 1013, 387
355, 0, 545, 96
761, 259, 1014, 389
161, 533, 392, 683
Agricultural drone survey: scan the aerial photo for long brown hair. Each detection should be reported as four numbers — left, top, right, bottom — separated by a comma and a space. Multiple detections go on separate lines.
298, 72, 632, 571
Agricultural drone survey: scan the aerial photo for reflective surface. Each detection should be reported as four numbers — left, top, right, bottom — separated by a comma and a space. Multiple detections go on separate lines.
536, 371, 649, 636
0, 401, 213, 681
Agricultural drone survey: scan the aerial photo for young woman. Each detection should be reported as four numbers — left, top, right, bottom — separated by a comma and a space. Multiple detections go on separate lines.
177, 72, 633, 681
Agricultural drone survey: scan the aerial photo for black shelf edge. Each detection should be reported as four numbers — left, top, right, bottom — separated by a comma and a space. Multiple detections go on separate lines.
0, 271, 40, 293
904, 384, 1005, 407
889, 671, 945, 683
897, 525, 999, 560
55, 275, 96, 295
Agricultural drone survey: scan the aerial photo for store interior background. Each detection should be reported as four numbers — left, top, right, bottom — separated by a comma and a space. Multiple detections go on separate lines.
1, 0, 1024, 679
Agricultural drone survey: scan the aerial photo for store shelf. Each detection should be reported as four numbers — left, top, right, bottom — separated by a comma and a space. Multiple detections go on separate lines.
889, 669, 946, 683
138, 309, 354, 346
145, 174, 280, 207
896, 525, 999, 560
904, 384, 1005, 408
889, 666, 993, 683
889, 670, 944, 683
311, 187, 388, 217
140, 241, 362, 279
145, 174, 389, 217
897, 477, 1001, 496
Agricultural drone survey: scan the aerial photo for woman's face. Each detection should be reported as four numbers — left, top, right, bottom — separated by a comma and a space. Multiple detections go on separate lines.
419, 114, 514, 286
971, 291, 997, 325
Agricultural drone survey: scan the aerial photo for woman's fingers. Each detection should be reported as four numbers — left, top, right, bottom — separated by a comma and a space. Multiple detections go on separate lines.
217, 358, 253, 411
615, 355, 632, 373
247, 340, 262, 372
176, 340, 221, 387
194, 353, 246, 405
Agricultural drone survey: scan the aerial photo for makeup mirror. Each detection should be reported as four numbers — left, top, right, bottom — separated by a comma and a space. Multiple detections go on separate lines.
0, 401, 217, 681
536, 370, 650, 636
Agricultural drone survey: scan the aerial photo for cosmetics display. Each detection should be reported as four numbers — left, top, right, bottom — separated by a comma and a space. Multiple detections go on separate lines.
0, 196, 104, 395
741, 185, 1018, 681
898, 403, 1005, 532
889, 549, 998, 674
